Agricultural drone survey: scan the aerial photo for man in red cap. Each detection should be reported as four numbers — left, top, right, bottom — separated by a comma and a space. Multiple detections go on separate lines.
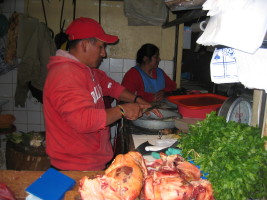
43, 17, 153, 171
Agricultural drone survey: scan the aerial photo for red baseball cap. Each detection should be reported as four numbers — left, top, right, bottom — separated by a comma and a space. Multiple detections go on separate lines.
66, 17, 118, 43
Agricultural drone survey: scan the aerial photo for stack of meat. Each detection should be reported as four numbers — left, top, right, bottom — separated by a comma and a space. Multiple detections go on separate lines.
79, 151, 214, 200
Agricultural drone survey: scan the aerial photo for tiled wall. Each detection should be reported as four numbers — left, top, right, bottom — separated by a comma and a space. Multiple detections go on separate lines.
0, 0, 174, 134
0, 0, 24, 169
0, 58, 174, 133
0, 0, 24, 18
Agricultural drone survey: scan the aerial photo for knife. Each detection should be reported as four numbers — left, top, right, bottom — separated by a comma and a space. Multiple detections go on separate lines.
142, 101, 164, 114
136, 140, 179, 155
145, 145, 169, 151
142, 105, 158, 114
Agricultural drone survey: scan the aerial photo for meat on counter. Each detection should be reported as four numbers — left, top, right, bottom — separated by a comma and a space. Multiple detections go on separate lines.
79, 151, 214, 200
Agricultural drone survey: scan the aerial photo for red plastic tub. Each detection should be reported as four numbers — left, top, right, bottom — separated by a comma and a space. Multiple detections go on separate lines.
167, 93, 228, 119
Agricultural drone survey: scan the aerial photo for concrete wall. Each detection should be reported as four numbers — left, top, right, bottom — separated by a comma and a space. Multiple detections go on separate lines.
26, 0, 176, 60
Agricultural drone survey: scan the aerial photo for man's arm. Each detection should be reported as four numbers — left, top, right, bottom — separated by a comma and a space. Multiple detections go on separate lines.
105, 103, 147, 125
105, 89, 152, 125
118, 89, 150, 105
119, 89, 163, 118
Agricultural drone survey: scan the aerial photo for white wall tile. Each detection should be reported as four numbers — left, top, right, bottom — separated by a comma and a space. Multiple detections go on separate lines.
123, 59, 135, 72
167, 74, 174, 81
14, 110, 27, 124
0, 84, 13, 97
14, 104, 27, 111
27, 111, 41, 124
12, 84, 16, 97
40, 124, 45, 132
99, 58, 110, 74
0, 71, 13, 84
28, 124, 41, 132
0, 110, 14, 115
164, 60, 174, 74
1, 0, 24, 19
26, 97, 41, 111
110, 73, 123, 83
110, 58, 123, 72
40, 113, 45, 125
1, 1, 15, 15
12, 69, 17, 84
159, 60, 165, 69
15, 124, 28, 132
1, 97, 13, 111
15, 0, 24, 13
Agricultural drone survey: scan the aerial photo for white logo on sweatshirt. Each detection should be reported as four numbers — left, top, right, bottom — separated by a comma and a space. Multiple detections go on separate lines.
91, 84, 103, 103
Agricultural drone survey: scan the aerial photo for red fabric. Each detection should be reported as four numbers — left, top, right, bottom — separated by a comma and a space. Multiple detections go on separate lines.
121, 67, 176, 102
66, 17, 118, 43
43, 50, 125, 171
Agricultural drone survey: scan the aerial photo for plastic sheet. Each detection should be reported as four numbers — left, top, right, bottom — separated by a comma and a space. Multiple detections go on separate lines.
124, 0, 168, 26
165, 0, 206, 11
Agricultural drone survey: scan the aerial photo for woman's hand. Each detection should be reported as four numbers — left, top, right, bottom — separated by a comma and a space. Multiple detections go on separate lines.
154, 90, 166, 102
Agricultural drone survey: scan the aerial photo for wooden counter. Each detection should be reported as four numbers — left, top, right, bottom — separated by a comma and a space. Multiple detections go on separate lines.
0, 170, 104, 200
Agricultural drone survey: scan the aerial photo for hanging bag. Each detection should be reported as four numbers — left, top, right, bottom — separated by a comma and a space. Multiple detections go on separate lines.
54, 0, 68, 49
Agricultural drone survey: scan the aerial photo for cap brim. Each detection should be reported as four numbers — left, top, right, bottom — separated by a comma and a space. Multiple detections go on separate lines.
96, 33, 119, 44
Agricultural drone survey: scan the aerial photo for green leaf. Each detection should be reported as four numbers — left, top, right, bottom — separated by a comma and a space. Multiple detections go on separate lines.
179, 112, 267, 200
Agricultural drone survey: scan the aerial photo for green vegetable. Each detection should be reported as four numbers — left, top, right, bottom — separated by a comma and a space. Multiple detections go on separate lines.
5, 131, 23, 144
179, 112, 267, 200
6, 131, 45, 147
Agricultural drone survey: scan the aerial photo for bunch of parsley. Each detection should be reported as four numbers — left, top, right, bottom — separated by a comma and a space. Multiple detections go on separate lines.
179, 112, 267, 200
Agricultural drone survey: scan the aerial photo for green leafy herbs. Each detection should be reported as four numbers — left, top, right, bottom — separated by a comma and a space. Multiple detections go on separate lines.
179, 112, 267, 200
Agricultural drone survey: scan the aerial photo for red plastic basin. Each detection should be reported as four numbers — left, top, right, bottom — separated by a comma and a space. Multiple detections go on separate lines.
167, 93, 228, 119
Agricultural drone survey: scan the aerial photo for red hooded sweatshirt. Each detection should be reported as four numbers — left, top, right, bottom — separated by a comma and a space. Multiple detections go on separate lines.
43, 50, 125, 171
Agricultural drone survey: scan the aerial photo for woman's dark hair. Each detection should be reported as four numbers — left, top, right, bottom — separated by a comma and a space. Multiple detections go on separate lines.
136, 43, 159, 65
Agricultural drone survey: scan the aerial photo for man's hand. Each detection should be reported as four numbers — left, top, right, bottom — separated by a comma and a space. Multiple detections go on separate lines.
119, 103, 145, 120
135, 97, 163, 118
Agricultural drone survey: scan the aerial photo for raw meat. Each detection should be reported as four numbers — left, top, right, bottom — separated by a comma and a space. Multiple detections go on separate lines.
79, 152, 147, 200
142, 153, 214, 200
79, 152, 214, 200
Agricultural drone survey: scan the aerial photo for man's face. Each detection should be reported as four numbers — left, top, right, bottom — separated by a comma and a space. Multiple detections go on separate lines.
86, 39, 107, 68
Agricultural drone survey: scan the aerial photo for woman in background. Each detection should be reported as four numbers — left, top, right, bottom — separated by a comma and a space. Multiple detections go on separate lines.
122, 43, 176, 103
